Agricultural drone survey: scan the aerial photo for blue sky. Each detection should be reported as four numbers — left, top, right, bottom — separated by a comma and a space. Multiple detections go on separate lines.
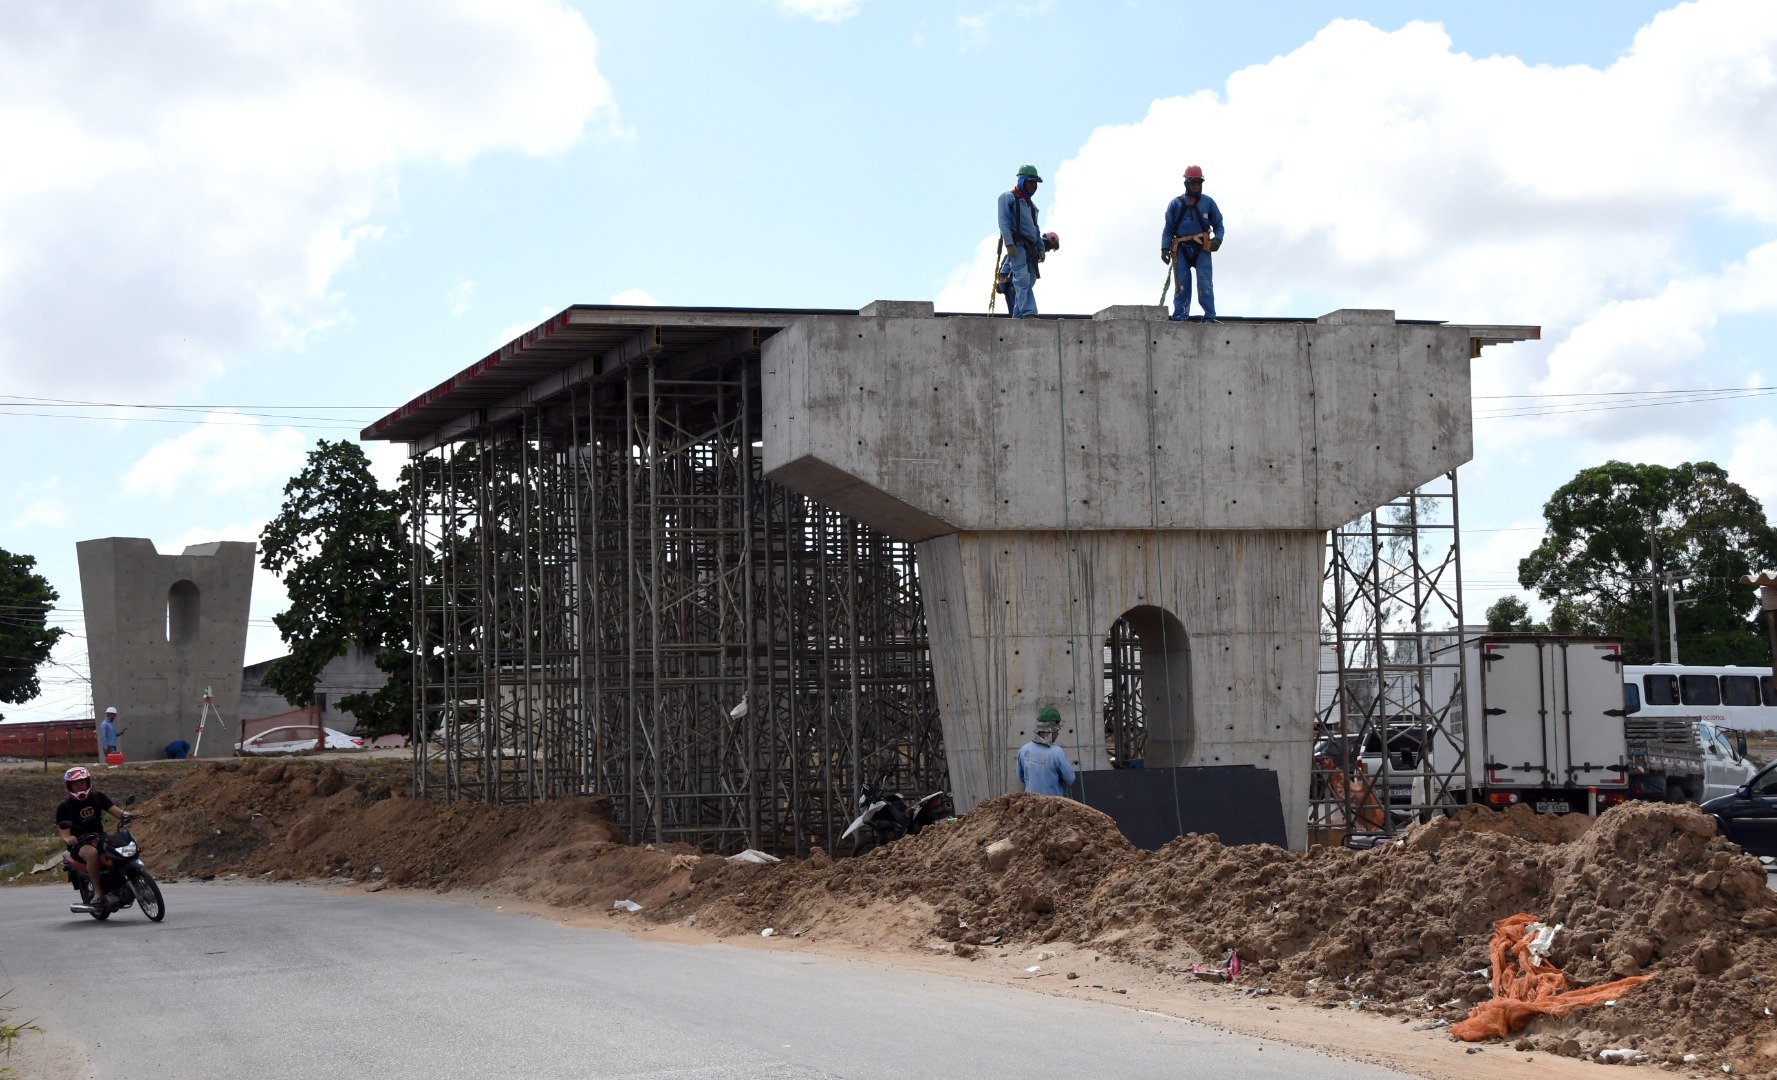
2, 0, 1774, 723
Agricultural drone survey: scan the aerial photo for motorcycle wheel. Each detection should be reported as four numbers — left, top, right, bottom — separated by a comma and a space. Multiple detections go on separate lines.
77, 880, 109, 922
131, 872, 166, 922
851, 833, 879, 858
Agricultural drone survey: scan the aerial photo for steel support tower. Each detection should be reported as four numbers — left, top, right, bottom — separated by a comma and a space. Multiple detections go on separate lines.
1312, 470, 1472, 840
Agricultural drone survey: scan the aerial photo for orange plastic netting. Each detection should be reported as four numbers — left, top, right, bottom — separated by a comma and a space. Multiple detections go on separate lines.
1452, 912, 1653, 1041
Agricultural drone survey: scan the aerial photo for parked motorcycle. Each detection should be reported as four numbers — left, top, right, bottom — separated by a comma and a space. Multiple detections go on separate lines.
841, 770, 952, 856
65, 800, 165, 922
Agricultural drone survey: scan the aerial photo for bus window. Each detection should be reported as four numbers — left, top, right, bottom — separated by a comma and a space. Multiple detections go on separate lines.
1722, 675, 1761, 707
1622, 682, 1641, 714
1681, 674, 1722, 707
1644, 674, 1679, 706
1764, 675, 1777, 707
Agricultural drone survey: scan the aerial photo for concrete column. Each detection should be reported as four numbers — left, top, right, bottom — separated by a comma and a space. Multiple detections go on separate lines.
918, 529, 1319, 851
78, 538, 256, 761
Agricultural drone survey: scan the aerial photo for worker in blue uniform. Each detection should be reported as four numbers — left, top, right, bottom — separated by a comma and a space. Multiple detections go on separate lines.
1161, 164, 1224, 322
1017, 706, 1077, 797
997, 165, 1052, 319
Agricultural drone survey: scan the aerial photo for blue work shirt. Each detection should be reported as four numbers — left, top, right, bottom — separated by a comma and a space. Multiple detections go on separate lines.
1016, 739, 1077, 797
1161, 193, 1225, 251
99, 717, 117, 750
997, 189, 1044, 261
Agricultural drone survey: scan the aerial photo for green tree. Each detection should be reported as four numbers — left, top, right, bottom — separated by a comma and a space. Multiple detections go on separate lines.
1517, 461, 1777, 664
0, 547, 65, 718
1484, 595, 1535, 632
259, 441, 411, 737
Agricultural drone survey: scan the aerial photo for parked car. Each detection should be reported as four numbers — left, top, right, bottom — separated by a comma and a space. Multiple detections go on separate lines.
235, 726, 365, 755
1700, 761, 1777, 863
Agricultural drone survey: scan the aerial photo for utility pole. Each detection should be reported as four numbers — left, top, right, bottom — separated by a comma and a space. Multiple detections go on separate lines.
1663, 572, 1696, 666
1647, 515, 1662, 663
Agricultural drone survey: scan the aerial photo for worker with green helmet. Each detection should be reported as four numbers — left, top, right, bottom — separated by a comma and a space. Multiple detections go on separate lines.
1016, 705, 1077, 796
997, 165, 1057, 319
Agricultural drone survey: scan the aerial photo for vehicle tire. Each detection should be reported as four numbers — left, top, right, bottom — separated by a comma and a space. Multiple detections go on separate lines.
77, 880, 109, 921
1665, 785, 1689, 804
851, 833, 878, 858
131, 872, 166, 922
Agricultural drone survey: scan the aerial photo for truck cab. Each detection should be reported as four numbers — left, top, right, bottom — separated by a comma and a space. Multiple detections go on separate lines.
1694, 719, 1759, 802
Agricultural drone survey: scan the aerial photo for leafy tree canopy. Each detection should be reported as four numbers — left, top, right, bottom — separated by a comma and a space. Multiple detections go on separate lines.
0, 547, 65, 718
260, 440, 410, 736
1517, 460, 1777, 664
1484, 595, 1534, 632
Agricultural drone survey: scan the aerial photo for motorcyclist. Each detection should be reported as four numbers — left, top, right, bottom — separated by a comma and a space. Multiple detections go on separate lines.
55, 766, 134, 912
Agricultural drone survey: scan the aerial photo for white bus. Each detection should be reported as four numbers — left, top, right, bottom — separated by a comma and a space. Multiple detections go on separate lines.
1624, 664, 1777, 733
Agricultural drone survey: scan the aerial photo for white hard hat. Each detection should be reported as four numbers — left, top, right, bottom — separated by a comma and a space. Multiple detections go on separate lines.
105, 706, 117, 715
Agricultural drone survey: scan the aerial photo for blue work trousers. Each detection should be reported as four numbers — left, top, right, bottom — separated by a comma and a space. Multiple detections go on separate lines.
1004, 248, 1038, 318
1171, 245, 1215, 321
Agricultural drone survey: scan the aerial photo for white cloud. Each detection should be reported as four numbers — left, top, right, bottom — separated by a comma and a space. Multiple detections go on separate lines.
360, 439, 410, 491
447, 279, 476, 317
935, 3, 1777, 378
610, 288, 662, 306
774, 0, 863, 21
10, 476, 70, 529
0, 1, 615, 397
123, 412, 310, 500
1728, 418, 1777, 512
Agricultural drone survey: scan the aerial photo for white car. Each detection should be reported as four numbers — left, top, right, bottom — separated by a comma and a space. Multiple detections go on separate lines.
235, 726, 366, 755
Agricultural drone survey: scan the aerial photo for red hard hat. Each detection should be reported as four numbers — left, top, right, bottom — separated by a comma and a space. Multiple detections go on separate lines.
1183, 165, 1205, 181
1042, 231, 1060, 252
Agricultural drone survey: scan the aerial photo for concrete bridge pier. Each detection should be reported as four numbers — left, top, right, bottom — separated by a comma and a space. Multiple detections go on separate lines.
764, 301, 1535, 850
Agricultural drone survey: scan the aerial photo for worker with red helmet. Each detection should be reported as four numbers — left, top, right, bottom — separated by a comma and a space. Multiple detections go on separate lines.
997, 165, 1059, 318
1161, 164, 1224, 322
55, 766, 134, 913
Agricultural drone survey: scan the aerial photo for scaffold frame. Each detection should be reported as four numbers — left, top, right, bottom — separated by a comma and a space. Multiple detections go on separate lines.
1312, 470, 1472, 841
407, 342, 943, 855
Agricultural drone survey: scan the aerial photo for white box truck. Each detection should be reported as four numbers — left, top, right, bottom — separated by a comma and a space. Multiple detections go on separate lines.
1437, 634, 1756, 813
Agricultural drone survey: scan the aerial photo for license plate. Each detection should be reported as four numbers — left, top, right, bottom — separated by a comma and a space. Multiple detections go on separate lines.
1534, 801, 1570, 814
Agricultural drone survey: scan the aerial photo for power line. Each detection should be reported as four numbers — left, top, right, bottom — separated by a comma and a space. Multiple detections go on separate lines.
0, 410, 363, 431
1476, 387, 1777, 420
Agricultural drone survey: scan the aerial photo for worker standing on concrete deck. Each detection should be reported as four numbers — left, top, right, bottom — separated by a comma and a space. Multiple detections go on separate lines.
1161, 165, 1224, 322
998, 165, 1052, 319
1017, 706, 1077, 796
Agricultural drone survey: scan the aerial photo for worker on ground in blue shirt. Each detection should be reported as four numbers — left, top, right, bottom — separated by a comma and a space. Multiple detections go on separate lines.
997, 165, 1059, 319
1017, 706, 1077, 797
99, 707, 119, 759
1161, 164, 1224, 322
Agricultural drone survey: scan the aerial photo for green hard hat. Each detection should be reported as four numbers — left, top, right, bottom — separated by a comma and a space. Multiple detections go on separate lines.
1016, 165, 1043, 182
1035, 705, 1062, 729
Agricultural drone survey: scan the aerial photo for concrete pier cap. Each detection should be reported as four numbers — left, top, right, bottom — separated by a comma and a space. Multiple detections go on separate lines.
762, 302, 1537, 849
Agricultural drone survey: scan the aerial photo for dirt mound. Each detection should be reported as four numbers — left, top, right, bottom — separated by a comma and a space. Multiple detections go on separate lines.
667, 796, 1777, 1073
124, 766, 1777, 1073
133, 759, 705, 910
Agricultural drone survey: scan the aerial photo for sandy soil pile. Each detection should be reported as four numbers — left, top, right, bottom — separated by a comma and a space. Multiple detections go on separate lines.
125, 762, 1777, 1073
679, 797, 1777, 1071
134, 759, 707, 911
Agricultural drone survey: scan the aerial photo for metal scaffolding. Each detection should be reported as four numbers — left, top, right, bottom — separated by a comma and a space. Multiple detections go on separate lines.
1312, 470, 1472, 840
407, 344, 943, 855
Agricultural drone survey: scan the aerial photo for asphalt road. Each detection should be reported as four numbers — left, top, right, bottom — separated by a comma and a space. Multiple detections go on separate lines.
0, 882, 1420, 1080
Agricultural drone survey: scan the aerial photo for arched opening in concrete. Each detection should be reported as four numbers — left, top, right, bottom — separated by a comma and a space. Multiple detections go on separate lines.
167, 580, 200, 650
1100, 605, 1191, 767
